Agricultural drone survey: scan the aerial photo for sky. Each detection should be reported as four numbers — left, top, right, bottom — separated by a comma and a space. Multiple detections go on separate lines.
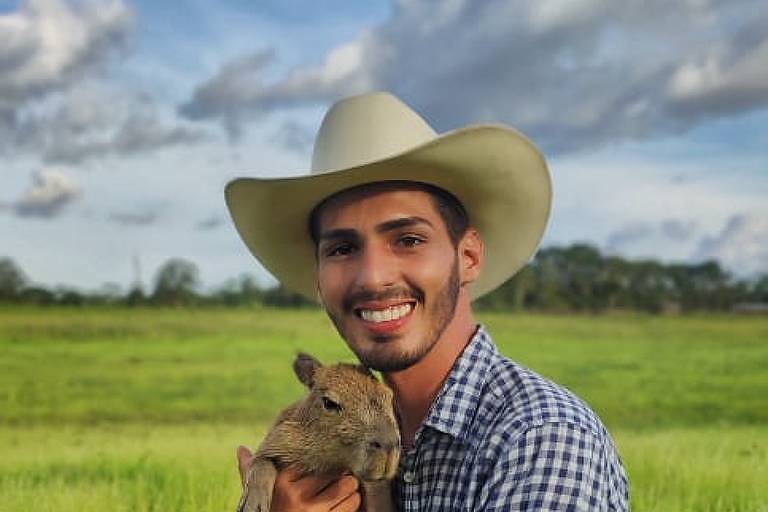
1, 0, 766, 293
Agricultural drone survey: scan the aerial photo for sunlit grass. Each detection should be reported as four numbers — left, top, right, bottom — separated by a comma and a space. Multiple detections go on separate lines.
1, 307, 766, 510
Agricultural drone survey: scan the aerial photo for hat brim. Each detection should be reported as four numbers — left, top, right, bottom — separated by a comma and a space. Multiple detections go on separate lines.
225, 123, 552, 302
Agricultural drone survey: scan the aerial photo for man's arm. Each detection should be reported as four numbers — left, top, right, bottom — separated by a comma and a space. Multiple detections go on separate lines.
237, 445, 361, 512
477, 423, 629, 511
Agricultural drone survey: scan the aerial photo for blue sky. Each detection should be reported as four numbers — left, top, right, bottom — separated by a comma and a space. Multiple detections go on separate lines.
1, 0, 766, 292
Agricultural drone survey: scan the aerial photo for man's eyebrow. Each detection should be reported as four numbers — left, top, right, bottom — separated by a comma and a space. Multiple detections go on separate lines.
318, 228, 360, 243
376, 216, 434, 233
317, 217, 433, 242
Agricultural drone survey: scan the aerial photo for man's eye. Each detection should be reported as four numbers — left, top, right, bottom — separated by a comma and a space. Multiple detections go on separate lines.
326, 243, 355, 257
398, 235, 425, 247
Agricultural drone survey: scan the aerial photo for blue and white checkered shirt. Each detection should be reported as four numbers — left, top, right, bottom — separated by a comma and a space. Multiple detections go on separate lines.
393, 326, 629, 511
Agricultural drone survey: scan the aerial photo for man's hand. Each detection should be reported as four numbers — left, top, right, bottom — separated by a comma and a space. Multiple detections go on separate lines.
237, 445, 362, 512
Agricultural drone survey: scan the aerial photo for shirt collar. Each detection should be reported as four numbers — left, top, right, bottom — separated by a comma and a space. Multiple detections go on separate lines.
421, 325, 498, 442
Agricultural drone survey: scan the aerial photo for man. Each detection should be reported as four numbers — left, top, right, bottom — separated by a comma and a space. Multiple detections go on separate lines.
227, 93, 629, 511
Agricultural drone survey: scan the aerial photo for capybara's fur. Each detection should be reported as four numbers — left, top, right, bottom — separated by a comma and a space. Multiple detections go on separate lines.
237, 353, 400, 512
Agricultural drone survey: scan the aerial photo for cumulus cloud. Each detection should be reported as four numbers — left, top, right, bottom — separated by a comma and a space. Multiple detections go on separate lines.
6, 84, 208, 163
1, 1, 208, 163
180, 0, 768, 152
12, 168, 81, 218
695, 214, 768, 276
179, 49, 277, 139
0, 0, 131, 107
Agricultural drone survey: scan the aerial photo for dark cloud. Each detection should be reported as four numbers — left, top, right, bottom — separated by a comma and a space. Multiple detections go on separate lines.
109, 210, 160, 226
6, 85, 209, 164
179, 49, 277, 139
180, 0, 768, 153
12, 168, 81, 219
196, 215, 225, 230
269, 120, 314, 155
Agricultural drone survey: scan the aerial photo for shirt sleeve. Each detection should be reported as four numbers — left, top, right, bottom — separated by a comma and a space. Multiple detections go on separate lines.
477, 422, 628, 511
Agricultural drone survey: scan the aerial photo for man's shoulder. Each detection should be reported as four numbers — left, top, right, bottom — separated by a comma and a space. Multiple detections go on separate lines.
476, 348, 611, 443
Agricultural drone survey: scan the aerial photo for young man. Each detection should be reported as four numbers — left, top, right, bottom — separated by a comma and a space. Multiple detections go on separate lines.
227, 93, 629, 511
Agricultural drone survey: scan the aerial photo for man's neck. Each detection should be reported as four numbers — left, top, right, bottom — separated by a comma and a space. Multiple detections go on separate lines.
383, 296, 477, 449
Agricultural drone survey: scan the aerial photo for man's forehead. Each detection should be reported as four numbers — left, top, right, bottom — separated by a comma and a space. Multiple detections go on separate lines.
314, 182, 439, 222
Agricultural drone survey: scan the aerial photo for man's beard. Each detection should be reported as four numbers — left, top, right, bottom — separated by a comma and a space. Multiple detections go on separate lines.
325, 257, 461, 372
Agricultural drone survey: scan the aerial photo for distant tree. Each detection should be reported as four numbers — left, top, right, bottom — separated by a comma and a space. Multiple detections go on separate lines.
19, 286, 55, 306
152, 258, 200, 305
213, 273, 265, 306
57, 288, 85, 306
262, 284, 315, 308
238, 274, 264, 304
125, 286, 146, 307
0, 257, 27, 302
476, 266, 534, 311
750, 275, 768, 302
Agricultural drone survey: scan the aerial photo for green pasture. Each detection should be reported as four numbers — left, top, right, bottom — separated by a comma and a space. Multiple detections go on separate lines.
1, 307, 766, 511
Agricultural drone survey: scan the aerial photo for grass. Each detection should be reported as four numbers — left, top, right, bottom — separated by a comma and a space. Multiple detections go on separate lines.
1, 307, 767, 511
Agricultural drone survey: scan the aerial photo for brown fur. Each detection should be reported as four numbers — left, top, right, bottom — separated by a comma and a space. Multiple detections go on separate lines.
237, 353, 400, 512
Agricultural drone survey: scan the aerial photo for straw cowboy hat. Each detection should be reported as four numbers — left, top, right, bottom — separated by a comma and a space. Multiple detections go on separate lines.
225, 92, 552, 301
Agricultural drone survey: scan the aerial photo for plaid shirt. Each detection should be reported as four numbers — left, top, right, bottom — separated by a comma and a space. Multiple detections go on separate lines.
393, 326, 629, 511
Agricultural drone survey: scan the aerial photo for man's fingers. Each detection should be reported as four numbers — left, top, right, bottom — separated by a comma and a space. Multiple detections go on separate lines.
330, 489, 362, 512
317, 475, 359, 509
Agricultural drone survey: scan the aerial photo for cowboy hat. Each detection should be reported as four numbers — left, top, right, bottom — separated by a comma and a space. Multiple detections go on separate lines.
225, 92, 552, 301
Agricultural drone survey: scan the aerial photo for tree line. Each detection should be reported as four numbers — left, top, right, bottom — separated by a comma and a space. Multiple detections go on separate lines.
1, 245, 766, 312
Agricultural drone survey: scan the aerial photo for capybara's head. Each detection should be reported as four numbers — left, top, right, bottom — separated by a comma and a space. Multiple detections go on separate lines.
292, 352, 400, 481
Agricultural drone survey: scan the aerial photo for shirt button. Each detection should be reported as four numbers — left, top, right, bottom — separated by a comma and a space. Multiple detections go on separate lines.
403, 471, 415, 483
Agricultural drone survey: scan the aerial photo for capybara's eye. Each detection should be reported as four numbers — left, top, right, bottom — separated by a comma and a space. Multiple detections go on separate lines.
322, 396, 343, 413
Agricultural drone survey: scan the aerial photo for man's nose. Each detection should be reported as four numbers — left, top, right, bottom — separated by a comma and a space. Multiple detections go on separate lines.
354, 244, 397, 289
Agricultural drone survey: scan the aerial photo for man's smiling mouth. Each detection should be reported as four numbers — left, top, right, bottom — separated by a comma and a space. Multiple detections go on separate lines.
355, 302, 415, 323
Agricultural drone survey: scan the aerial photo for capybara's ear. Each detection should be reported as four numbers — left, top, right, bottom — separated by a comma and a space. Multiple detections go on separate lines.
293, 352, 322, 388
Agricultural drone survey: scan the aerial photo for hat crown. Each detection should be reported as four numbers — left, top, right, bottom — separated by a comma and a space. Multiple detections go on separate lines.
311, 92, 437, 173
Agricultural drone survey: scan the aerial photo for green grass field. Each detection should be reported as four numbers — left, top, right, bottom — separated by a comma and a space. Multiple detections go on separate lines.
1, 307, 766, 511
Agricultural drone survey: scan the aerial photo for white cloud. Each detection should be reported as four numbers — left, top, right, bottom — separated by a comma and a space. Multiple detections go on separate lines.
180, 0, 768, 152
0, 0, 131, 106
667, 33, 768, 118
696, 215, 768, 277
13, 167, 81, 218
1, 1, 208, 163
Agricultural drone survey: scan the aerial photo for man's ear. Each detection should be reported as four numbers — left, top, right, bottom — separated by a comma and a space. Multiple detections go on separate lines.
458, 228, 484, 286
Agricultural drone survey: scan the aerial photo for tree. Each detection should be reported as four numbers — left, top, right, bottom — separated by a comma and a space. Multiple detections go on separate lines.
0, 257, 27, 302
262, 284, 315, 308
151, 258, 200, 305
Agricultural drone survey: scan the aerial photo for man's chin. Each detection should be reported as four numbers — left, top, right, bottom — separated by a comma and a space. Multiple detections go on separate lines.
354, 338, 432, 373
360, 352, 422, 373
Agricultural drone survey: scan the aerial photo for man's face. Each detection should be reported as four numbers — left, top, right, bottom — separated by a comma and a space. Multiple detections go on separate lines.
315, 185, 461, 372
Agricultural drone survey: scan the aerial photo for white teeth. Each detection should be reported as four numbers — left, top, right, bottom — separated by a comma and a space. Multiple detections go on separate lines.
359, 303, 412, 323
